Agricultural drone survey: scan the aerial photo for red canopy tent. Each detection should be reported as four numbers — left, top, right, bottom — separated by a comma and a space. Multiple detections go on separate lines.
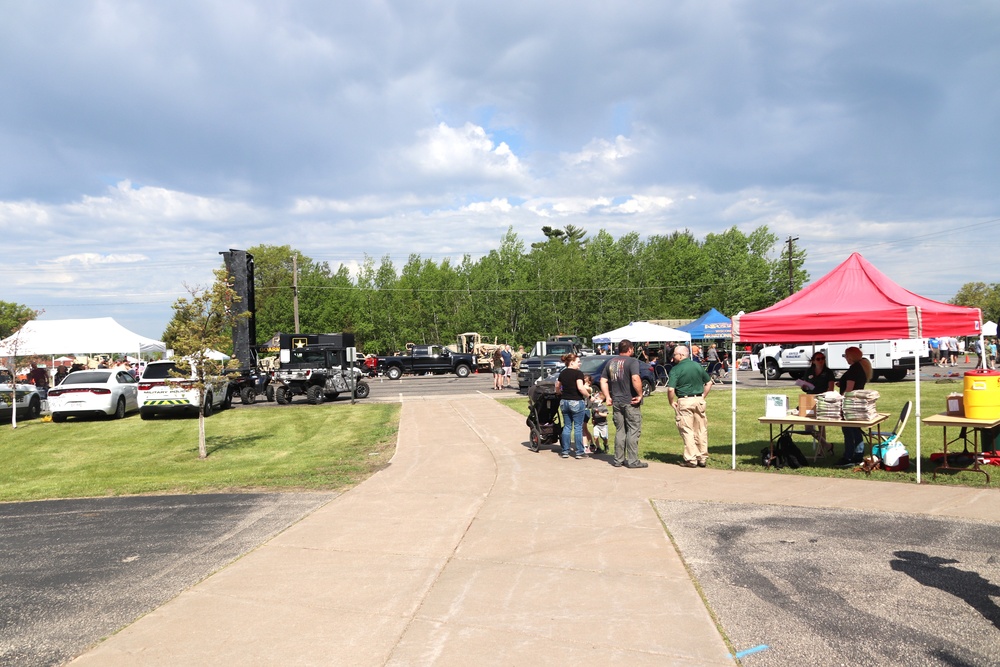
733, 252, 982, 342
730, 252, 983, 481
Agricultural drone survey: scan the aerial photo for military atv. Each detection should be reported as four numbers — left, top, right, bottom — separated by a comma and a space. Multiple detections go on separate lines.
270, 333, 370, 404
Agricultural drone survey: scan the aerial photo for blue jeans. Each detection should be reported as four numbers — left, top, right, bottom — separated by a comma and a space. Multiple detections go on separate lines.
560, 399, 587, 455
842, 427, 864, 461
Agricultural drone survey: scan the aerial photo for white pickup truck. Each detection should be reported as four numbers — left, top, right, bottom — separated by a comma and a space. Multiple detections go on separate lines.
758, 339, 929, 382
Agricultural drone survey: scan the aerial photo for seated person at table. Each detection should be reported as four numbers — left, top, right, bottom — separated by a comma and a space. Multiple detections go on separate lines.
801, 352, 836, 394
837, 346, 872, 465
801, 352, 836, 453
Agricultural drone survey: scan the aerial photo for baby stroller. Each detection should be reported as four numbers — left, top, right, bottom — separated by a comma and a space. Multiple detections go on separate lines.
526, 380, 562, 452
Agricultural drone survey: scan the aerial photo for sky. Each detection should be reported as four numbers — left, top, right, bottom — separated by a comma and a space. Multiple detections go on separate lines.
1, 1, 998, 339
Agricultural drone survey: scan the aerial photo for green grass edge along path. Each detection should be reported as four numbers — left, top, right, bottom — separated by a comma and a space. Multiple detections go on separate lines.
1, 404, 400, 502
500, 379, 992, 488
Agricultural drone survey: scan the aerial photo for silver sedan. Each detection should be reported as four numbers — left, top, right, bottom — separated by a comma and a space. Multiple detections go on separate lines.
48, 369, 140, 421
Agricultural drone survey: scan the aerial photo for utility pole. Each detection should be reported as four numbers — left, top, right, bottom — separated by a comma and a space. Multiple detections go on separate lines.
292, 253, 300, 334
787, 236, 798, 297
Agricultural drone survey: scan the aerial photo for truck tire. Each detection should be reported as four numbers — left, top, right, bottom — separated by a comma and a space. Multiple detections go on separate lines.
763, 360, 782, 381
240, 387, 256, 405
307, 385, 325, 405
275, 387, 290, 405
203, 394, 214, 417
354, 382, 370, 399
265, 385, 275, 402
221, 389, 233, 410
455, 364, 471, 378
884, 367, 908, 382
386, 366, 403, 380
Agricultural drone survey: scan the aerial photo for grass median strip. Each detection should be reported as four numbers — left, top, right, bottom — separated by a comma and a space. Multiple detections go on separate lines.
501, 379, 989, 487
1, 404, 400, 502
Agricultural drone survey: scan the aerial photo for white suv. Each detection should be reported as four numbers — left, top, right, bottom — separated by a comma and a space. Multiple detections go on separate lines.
137, 360, 230, 419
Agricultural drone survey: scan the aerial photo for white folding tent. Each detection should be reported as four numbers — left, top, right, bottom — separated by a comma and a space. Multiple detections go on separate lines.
593, 321, 691, 344
0, 318, 165, 357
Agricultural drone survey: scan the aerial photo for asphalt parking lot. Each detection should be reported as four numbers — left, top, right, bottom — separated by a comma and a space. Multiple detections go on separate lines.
0, 493, 334, 667
656, 500, 1000, 666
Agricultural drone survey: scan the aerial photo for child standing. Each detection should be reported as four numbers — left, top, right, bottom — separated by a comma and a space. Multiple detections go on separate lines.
587, 384, 609, 453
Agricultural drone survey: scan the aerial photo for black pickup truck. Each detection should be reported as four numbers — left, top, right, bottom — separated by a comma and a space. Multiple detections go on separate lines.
377, 345, 476, 380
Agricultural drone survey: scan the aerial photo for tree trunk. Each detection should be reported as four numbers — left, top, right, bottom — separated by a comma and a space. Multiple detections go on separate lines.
198, 409, 207, 459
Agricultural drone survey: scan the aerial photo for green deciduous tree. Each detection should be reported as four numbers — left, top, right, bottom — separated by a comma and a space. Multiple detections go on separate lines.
0, 301, 37, 340
166, 269, 247, 459
951, 282, 1000, 324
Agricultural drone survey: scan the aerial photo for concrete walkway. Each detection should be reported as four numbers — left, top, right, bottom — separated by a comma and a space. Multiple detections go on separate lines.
71, 395, 996, 665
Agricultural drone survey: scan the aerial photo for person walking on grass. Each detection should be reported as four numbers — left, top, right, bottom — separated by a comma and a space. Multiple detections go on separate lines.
599, 339, 647, 469
667, 345, 714, 468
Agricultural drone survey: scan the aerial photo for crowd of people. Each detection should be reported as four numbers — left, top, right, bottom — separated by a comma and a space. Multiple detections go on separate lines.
550, 339, 715, 470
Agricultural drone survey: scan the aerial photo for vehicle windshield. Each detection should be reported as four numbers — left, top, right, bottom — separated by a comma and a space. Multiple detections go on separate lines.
62, 371, 111, 384
141, 363, 178, 380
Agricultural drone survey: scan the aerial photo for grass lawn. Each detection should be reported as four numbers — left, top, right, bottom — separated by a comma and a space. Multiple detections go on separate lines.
500, 378, 994, 487
0, 404, 400, 502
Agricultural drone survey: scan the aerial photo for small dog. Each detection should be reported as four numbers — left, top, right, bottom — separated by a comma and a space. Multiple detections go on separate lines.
853, 455, 881, 476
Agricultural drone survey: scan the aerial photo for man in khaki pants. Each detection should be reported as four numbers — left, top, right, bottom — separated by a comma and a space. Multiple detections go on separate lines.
667, 345, 714, 467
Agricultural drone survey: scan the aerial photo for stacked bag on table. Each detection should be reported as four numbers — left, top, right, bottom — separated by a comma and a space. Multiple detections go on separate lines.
842, 389, 880, 421
814, 391, 844, 420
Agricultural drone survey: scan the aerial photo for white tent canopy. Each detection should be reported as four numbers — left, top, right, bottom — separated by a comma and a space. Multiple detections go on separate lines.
593, 321, 692, 344
0, 317, 165, 356
984, 321, 997, 337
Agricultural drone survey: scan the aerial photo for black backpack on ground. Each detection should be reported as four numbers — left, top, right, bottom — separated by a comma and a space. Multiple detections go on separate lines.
761, 433, 808, 469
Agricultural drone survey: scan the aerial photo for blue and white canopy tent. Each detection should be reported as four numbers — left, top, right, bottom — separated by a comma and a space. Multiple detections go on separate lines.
676, 308, 732, 340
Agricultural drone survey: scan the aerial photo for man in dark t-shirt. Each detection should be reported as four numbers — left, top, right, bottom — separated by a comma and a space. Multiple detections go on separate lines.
599, 339, 647, 469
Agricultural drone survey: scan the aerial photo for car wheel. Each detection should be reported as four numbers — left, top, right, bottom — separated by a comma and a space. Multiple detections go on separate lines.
240, 387, 256, 405
52, 412, 67, 423
641, 378, 654, 397
387, 366, 403, 380
455, 364, 471, 378
113, 397, 126, 420
221, 389, 233, 410
203, 394, 214, 417
354, 381, 370, 399
27, 396, 41, 420
275, 387, 290, 405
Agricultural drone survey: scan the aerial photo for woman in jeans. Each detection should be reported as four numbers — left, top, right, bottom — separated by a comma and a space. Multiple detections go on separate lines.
837, 346, 873, 464
556, 353, 591, 459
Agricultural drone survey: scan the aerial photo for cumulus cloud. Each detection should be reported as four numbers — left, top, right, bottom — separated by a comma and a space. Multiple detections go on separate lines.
0, 1, 997, 337
407, 122, 526, 182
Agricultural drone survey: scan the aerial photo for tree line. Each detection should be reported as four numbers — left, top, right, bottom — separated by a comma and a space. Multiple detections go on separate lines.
163, 225, 808, 355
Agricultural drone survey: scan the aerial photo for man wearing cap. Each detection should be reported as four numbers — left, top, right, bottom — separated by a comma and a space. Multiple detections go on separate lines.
668, 345, 714, 468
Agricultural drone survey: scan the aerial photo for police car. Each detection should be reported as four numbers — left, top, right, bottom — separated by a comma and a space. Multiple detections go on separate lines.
137, 360, 231, 419
0, 372, 43, 420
